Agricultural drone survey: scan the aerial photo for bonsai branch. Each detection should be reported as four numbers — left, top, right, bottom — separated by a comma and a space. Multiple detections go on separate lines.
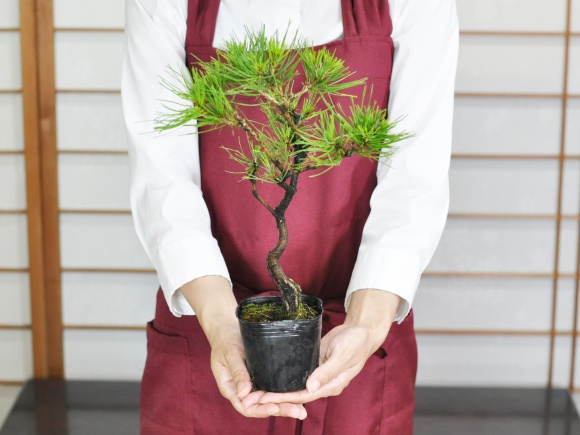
250, 178, 274, 214
291, 85, 310, 102
234, 114, 287, 174
233, 114, 258, 139
258, 91, 284, 110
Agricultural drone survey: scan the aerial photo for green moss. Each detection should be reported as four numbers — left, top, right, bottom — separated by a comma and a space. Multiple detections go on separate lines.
240, 301, 318, 322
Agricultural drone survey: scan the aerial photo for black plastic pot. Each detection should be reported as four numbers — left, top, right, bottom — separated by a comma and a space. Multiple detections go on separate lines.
236, 294, 323, 392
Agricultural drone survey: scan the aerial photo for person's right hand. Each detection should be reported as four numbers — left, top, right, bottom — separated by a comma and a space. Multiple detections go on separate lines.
180, 276, 307, 419
208, 320, 307, 419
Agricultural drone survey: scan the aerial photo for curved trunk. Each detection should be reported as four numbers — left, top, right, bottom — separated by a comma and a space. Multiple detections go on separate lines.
251, 171, 301, 314
253, 113, 304, 314
266, 212, 301, 313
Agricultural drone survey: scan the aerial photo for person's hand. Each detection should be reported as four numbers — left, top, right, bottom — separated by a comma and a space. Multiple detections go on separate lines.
208, 320, 308, 419
243, 321, 385, 407
180, 276, 307, 419
245, 289, 400, 407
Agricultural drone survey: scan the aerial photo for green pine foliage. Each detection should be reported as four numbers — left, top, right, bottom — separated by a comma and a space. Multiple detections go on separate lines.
154, 25, 413, 185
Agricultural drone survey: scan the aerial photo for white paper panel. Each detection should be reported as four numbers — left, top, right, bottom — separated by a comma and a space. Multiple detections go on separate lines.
559, 219, 578, 274
62, 272, 158, 326
427, 218, 555, 273
0, 94, 23, 151
0, 32, 21, 90
0, 154, 26, 209
571, 338, 580, 390
60, 213, 152, 268
0, 272, 30, 325
56, 93, 127, 151
416, 334, 555, 387
0, 0, 20, 28
55, 32, 123, 90
414, 277, 557, 332
552, 336, 572, 388
566, 99, 580, 156
0, 330, 32, 380
449, 159, 558, 214
573, 0, 580, 32
555, 279, 577, 332
456, 36, 564, 94
64, 329, 146, 380
562, 160, 580, 215
572, 359, 580, 391
456, 0, 567, 32
569, 37, 580, 95
58, 154, 130, 210
54, 0, 125, 28
0, 215, 28, 268
414, 278, 576, 333
452, 97, 561, 156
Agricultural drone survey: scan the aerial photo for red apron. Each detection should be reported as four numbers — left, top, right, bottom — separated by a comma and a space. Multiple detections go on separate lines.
141, 0, 418, 433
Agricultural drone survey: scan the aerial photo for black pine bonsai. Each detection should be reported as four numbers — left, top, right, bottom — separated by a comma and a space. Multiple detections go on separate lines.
154, 26, 412, 318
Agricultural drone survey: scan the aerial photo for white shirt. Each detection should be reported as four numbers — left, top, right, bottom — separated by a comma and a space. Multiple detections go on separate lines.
121, 0, 459, 324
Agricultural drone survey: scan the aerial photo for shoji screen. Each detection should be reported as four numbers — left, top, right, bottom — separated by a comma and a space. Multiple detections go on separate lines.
54, 0, 156, 379
7, 0, 580, 392
0, 1, 32, 386
413, 0, 580, 389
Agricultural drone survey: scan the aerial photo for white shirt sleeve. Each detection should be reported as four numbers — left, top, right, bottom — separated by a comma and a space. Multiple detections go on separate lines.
344, 0, 460, 324
121, 0, 232, 317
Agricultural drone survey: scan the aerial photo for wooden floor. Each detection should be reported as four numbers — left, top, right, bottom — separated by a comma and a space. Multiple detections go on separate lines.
1, 381, 579, 434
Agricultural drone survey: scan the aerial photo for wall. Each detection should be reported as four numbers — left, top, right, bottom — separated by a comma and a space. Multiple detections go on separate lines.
413, 0, 580, 388
0, 0, 32, 385
1, 0, 579, 390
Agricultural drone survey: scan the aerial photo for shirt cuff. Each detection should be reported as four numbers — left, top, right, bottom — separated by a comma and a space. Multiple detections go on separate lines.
153, 236, 232, 317
345, 247, 421, 324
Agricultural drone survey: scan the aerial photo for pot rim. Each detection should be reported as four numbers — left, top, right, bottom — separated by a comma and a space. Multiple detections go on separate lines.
236, 294, 323, 324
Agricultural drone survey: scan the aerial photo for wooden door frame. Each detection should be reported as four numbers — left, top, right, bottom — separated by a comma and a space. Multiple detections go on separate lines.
20, 0, 63, 378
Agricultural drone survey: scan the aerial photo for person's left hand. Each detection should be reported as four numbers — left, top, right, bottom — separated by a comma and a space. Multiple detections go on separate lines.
241, 321, 388, 407
242, 289, 400, 409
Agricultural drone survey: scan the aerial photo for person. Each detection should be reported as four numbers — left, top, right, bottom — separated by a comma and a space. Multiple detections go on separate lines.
121, 0, 458, 433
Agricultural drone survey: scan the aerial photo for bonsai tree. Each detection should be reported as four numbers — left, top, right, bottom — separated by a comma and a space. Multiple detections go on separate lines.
154, 27, 412, 318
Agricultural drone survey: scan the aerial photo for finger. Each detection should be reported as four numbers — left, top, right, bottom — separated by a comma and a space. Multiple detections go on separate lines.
259, 388, 312, 404
307, 372, 350, 398
216, 372, 306, 419
212, 363, 238, 400
307, 352, 349, 393
274, 403, 308, 420
212, 359, 251, 404
237, 380, 252, 399
235, 395, 307, 419
235, 399, 281, 418
259, 373, 351, 405
259, 354, 358, 404
223, 347, 252, 398
242, 390, 308, 419
213, 374, 279, 418
241, 390, 267, 409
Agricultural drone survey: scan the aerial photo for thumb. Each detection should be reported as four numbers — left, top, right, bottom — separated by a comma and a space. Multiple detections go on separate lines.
226, 349, 252, 398
306, 352, 345, 394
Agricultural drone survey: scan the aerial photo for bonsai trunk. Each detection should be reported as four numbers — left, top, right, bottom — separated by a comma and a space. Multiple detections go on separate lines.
249, 113, 306, 315
252, 171, 302, 314
266, 185, 301, 313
